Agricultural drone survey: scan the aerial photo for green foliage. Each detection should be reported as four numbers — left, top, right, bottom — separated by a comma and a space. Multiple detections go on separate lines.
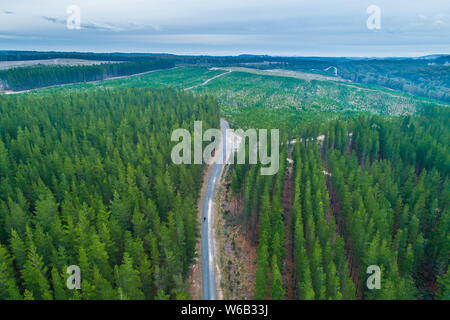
327, 110, 449, 299
0, 87, 219, 299
231, 104, 449, 300
270, 255, 285, 300
0, 59, 174, 91
194, 70, 445, 116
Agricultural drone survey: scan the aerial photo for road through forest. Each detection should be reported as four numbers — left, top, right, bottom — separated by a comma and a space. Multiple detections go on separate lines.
201, 119, 231, 300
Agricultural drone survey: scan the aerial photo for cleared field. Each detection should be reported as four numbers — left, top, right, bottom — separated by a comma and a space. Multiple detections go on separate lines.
23, 66, 224, 94
214, 66, 347, 82
192, 70, 448, 115
15, 65, 448, 117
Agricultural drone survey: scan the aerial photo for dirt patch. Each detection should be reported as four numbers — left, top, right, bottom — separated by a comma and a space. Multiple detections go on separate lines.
215, 166, 257, 299
218, 66, 347, 82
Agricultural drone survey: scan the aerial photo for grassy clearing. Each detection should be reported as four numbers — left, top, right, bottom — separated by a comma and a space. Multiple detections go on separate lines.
14, 65, 448, 118
19, 66, 224, 95
193, 71, 447, 115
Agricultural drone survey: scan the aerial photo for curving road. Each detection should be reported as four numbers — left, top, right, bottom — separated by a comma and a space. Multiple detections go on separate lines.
184, 70, 231, 91
201, 119, 229, 300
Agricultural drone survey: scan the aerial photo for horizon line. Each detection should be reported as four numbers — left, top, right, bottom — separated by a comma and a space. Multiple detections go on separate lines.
1, 49, 449, 59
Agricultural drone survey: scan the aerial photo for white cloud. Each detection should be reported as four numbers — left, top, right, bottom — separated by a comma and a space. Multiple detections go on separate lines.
0, 34, 40, 40
418, 14, 428, 20
433, 14, 445, 26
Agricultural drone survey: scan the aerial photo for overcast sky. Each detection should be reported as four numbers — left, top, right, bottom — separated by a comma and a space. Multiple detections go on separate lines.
0, 0, 449, 57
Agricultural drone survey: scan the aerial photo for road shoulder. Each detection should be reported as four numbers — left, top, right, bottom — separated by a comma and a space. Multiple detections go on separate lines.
188, 163, 213, 299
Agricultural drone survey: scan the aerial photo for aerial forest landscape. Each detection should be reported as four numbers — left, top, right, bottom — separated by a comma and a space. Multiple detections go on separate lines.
0, 0, 448, 311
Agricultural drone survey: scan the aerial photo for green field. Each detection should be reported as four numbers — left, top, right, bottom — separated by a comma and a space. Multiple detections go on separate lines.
19, 66, 448, 119
192, 70, 447, 115
25, 66, 223, 94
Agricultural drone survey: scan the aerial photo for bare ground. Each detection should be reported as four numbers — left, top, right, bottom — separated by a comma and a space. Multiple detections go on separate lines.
215, 166, 257, 299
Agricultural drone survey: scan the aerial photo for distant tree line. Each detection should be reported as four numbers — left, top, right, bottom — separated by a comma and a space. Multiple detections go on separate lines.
336, 60, 450, 102
2, 51, 448, 101
243, 57, 450, 102
0, 59, 174, 91
0, 51, 174, 62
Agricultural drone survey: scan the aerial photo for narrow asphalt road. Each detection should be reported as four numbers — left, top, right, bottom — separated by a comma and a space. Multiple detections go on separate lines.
202, 119, 229, 300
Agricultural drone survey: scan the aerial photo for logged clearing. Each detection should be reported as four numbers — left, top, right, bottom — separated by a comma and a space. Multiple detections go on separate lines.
216, 166, 257, 300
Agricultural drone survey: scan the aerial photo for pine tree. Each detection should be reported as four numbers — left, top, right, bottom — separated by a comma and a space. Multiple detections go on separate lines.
254, 244, 269, 299
270, 255, 285, 300
0, 244, 21, 299
326, 261, 340, 299
51, 267, 67, 300
114, 253, 145, 300
22, 245, 52, 300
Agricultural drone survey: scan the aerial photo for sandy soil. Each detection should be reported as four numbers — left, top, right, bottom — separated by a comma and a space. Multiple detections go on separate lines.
217, 66, 347, 82
215, 166, 257, 299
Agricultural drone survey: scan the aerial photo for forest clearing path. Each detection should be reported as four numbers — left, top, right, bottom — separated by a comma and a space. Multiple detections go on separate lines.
282, 153, 296, 299
184, 70, 232, 91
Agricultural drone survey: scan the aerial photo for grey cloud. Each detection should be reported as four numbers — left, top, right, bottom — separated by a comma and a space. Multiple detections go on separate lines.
0, 34, 40, 40
82, 22, 123, 32
41, 16, 65, 25
41, 15, 123, 32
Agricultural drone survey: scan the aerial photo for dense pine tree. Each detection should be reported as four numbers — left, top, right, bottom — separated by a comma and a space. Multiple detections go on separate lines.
0, 87, 219, 299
